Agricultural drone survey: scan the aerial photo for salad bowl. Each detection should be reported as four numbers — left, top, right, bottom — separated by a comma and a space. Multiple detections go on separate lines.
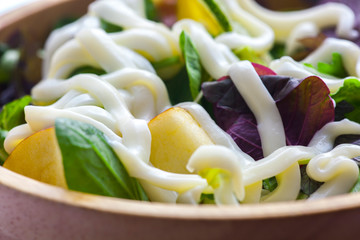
0, 0, 360, 239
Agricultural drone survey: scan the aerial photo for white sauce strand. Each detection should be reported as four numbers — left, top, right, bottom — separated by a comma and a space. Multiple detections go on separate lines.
307, 145, 360, 199
172, 19, 239, 79
237, 0, 358, 41
215, 0, 274, 53
228, 61, 286, 156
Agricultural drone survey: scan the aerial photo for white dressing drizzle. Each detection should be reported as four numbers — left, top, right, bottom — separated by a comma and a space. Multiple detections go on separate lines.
187, 145, 244, 205
172, 19, 239, 79
270, 56, 354, 93
302, 38, 360, 78
309, 119, 360, 153
215, 0, 274, 53
228, 61, 286, 156
237, 0, 358, 41
307, 145, 360, 199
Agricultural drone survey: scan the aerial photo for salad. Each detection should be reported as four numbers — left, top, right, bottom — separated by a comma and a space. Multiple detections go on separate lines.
1, 0, 360, 205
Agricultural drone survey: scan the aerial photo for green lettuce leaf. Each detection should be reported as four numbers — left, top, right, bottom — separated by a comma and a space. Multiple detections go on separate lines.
351, 171, 360, 193
331, 78, 360, 123
55, 118, 149, 201
233, 46, 267, 65
304, 52, 348, 78
0, 95, 31, 131
0, 129, 8, 165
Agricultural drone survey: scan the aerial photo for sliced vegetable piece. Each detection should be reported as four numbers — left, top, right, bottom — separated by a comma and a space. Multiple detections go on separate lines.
148, 107, 214, 174
3, 127, 67, 188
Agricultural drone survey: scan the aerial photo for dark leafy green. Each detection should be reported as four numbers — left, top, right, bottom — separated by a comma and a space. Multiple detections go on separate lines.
144, 0, 159, 21
0, 45, 20, 84
270, 43, 286, 59
351, 171, 360, 193
100, 18, 123, 33
300, 165, 323, 196
165, 67, 193, 104
151, 55, 181, 70
53, 17, 78, 30
0, 95, 31, 131
179, 31, 203, 100
68, 65, 106, 78
0, 130, 8, 165
199, 193, 215, 204
331, 78, 360, 123
55, 118, 148, 201
304, 52, 348, 78
263, 176, 278, 192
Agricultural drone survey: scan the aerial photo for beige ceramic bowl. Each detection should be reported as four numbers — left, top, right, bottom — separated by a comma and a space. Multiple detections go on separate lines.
0, 1, 360, 239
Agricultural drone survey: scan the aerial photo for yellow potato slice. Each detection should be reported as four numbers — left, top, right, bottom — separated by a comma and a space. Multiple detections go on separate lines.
148, 107, 214, 174
3, 127, 67, 188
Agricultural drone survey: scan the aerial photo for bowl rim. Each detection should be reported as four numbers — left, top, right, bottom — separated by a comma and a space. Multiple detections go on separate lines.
1, 165, 360, 220
1, 0, 360, 221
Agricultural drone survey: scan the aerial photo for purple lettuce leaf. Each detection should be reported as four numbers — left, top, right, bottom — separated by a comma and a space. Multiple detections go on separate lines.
202, 75, 335, 160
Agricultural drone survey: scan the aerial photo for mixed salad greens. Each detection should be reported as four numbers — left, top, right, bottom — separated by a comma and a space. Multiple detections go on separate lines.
1, 0, 360, 205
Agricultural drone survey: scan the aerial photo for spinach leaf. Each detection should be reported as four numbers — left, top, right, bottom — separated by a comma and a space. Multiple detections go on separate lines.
55, 118, 148, 201
100, 18, 123, 33
0, 95, 31, 131
144, 0, 159, 22
0, 129, 8, 165
179, 31, 203, 100
165, 67, 193, 104
68, 65, 106, 78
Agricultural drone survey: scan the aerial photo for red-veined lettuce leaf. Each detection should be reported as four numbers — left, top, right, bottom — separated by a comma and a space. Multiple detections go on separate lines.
202, 74, 335, 160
